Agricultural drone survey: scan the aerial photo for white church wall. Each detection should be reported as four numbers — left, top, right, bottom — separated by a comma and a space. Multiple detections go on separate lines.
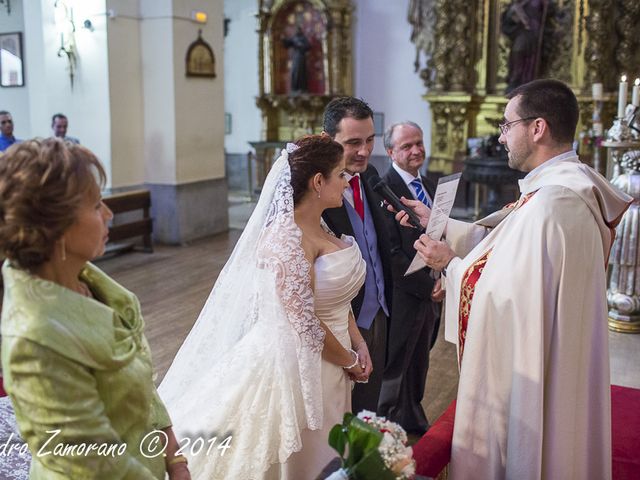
223, 0, 261, 154
0, 0, 29, 140
20, 0, 113, 179
354, 0, 431, 159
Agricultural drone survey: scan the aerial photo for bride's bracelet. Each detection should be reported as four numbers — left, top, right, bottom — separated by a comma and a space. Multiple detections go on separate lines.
342, 348, 360, 370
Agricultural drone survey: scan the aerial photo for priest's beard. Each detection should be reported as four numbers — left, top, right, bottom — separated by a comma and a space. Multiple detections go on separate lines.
506, 138, 533, 172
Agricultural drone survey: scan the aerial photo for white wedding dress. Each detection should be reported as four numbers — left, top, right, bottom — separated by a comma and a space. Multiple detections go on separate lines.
272, 236, 365, 479
159, 148, 365, 480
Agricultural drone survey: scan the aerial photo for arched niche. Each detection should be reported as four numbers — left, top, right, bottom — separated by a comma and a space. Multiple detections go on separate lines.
256, 0, 353, 141
271, 1, 328, 95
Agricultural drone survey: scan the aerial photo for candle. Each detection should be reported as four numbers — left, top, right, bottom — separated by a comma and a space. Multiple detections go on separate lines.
593, 122, 603, 137
618, 75, 628, 118
633, 78, 640, 107
592, 83, 603, 101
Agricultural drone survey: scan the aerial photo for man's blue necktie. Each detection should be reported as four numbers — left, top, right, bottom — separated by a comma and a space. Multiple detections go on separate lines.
410, 178, 431, 207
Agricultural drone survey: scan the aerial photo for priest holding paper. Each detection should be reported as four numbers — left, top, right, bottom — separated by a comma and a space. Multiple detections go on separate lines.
398, 79, 631, 479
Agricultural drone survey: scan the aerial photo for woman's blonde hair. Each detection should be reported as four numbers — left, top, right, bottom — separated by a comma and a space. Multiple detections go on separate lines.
0, 138, 106, 271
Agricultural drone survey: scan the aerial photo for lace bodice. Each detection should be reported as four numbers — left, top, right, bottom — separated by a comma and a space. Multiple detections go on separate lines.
314, 235, 366, 347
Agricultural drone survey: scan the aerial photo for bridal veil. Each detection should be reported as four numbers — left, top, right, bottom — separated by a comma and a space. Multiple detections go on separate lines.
159, 146, 326, 478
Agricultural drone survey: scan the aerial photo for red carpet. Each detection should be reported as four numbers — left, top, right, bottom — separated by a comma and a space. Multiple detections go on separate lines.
414, 386, 640, 479
612, 385, 640, 480
413, 400, 456, 477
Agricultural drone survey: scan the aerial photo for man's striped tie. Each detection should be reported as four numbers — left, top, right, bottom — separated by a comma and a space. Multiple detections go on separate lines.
410, 178, 431, 207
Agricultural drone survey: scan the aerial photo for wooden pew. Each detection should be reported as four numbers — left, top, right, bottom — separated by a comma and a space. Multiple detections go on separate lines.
103, 189, 153, 254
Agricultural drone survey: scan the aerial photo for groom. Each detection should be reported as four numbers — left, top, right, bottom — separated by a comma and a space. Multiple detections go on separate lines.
321, 97, 393, 413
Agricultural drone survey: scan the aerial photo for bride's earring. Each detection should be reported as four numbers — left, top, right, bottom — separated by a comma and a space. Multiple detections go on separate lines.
60, 238, 67, 262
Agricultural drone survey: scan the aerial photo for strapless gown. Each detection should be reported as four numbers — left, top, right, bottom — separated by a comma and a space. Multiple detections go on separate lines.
163, 235, 365, 480
270, 235, 366, 479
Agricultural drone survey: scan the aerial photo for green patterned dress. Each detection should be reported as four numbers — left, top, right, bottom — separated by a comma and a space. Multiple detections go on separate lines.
1, 262, 171, 479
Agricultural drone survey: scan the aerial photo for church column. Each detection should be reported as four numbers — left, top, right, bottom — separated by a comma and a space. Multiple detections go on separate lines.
136, 0, 227, 244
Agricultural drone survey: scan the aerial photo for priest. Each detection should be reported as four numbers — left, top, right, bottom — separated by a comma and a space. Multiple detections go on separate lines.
399, 79, 631, 479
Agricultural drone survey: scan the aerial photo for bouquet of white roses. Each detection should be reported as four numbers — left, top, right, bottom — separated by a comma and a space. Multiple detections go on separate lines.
327, 410, 416, 480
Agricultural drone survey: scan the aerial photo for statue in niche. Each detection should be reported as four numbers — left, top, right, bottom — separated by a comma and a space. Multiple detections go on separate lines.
282, 26, 311, 93
408, 0, 437, 88
501, 0, 549, 92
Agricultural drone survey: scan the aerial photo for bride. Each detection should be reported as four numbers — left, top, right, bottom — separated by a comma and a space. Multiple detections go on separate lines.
159, 135, 371, 479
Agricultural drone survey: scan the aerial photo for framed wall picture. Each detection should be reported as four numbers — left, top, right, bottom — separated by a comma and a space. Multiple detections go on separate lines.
186, 30, 216, 78
0, 32, 25, 87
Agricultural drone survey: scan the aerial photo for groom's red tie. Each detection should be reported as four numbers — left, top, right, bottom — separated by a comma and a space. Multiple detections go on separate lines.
349, 176, 364, 220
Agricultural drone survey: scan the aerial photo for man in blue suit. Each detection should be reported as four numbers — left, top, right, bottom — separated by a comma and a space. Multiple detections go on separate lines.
321, 97, 392, 413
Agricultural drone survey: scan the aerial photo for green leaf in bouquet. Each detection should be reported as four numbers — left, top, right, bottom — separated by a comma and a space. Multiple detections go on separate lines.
351, 447, 397, 480
345, 417, 382, 467
342, 412, 355, 425
328, 423, 347, 459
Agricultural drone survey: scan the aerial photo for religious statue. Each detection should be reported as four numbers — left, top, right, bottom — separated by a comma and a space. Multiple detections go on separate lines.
407, 0, 436, 87
501, 0, 549, 92
282, 26, 311, 93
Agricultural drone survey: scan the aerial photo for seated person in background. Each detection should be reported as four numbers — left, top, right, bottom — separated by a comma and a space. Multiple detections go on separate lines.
0, 111, 21, 152
0, 139, 190, 479
51, 113, 80, 144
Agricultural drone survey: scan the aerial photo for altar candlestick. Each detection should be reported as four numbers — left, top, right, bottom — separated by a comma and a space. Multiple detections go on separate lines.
618, 75, 628, 118
633, 79, 640, 107
592, 83, 603, 101
593, 122, 603, 137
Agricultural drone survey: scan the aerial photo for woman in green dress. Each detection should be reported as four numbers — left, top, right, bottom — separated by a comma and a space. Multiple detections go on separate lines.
0, 139, 190, 479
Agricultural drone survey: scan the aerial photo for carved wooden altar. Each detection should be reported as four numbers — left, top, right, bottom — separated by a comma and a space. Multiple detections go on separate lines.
410, 0, 640, 174
256, 0, 354, 141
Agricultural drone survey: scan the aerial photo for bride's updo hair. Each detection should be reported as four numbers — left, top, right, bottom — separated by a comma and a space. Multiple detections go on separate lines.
288, 135, 343, 205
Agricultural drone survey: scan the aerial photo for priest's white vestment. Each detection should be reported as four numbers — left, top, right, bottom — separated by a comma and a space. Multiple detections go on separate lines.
443, 155, 631, 480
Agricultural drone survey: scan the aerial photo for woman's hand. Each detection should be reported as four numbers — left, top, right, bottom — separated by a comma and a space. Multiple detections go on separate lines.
387, 197, 430, 229
347, 341, 372, 382
167, 462, 191, 480
163, 427, 191, 479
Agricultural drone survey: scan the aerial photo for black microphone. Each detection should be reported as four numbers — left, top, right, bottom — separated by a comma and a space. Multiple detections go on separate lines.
368, 175, 425, 230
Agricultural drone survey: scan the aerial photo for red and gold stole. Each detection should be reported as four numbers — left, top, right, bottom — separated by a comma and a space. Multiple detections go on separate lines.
458, 250, 492, 364
457, 191, 537, 364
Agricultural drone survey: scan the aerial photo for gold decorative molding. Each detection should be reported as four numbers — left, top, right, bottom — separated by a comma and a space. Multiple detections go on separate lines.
410, 0, 640, 174
608, 318, 640, 333
615, 0, 640, 81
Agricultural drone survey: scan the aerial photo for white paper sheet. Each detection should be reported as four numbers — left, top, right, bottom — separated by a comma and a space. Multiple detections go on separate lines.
404, 173, 462, 276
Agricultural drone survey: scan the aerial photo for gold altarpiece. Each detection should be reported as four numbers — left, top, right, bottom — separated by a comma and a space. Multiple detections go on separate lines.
412, 0, 640, 174
255, 0, 354, 141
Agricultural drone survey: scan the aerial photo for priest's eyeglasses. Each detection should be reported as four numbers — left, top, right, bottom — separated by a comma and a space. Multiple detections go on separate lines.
498, 117, 536, 135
